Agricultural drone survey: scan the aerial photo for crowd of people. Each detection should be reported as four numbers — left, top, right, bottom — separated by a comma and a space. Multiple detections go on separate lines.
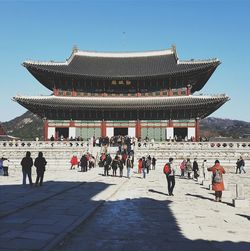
0, 146, 247, 203
70, 153, 96, 172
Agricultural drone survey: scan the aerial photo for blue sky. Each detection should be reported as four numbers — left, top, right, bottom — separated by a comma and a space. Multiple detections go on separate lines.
0, 0, 249, 122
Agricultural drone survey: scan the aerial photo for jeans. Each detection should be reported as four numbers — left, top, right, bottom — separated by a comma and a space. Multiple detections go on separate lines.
127, 167, 131, 178
22, 169, 32, 185
240, 165, 246, 173
166, 175, 175, 195
142, 168, 146, 178
35, 171, 44, 186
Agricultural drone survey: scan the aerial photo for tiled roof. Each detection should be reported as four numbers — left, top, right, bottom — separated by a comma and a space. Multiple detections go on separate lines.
23, 47, 220, 79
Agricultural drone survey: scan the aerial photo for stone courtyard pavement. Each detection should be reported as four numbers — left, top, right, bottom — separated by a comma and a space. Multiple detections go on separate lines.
0, 162, 250, 251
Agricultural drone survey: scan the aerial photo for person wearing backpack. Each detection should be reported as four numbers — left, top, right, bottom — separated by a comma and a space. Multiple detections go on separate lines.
207, 160, 225, 202
163, 157, 175, 196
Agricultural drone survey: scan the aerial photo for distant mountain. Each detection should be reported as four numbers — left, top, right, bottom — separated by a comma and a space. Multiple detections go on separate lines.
1, 112, 250, 140
1, 111, 43, 140
200, 117, 250, 139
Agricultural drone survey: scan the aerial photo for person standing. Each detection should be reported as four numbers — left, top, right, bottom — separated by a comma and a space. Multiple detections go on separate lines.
70, 155, 78, 170
164, 158, 175, 196
111, 155, 119, 177
146, 156, 151, 174
126, 156, 132, 178
235, 159, 241, 174
142, 157, 147, 179
2, 157, 10, 176
207, 160, 225, 202
80, 154, 88, 172
104, 153, 112, 176
118, 156, 124, 177
193, 158, 199, 180
201, 159, 208, 180
186, 158, 192, 179
21, 151, 33, 185
179, 159, 186, 178
34, 152, 47, 186
152, 156, 156, 170
138, 158, 142, 174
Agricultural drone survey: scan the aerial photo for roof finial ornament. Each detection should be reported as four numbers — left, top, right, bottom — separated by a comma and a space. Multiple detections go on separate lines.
72, 45, 78, 53
171, 44, 178, 61
171, 44, 176, 54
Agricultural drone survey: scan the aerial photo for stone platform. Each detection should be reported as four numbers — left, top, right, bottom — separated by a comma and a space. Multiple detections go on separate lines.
0, 159, 250, 251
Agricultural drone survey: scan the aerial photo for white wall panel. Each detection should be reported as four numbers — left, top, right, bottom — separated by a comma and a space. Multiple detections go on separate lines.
69, 127, 76, 139
128, 127, 136, 137
166, 127, 173, 140
188, 127, 196, 140
106, 127, 114, 137
48, 127, 55, 138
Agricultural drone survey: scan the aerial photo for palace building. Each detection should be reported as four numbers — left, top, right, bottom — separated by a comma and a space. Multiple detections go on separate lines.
14, 45, 229, 141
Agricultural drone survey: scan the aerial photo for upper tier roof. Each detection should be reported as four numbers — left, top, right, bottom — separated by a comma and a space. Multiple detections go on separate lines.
23, 46, 220, 80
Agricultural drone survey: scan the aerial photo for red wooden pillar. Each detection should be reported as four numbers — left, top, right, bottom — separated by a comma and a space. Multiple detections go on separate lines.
186, 85, 191, 96
136, 119, 141, 138
44, 119, 48, 141
195, 118, 200, 142
53, 88, 59, 96
168, 89, 173, 96
168, 119, 173, 127
101, 120, 106, 137
69, 120, 75, 127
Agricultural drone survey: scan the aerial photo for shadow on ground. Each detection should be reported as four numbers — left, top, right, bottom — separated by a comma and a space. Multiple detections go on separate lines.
0, 181, 249, 251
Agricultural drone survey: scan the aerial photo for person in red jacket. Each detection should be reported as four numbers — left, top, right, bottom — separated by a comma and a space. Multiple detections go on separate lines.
207, 160, 226, 202
70, 155, 78, 170
138, 158, 142, 174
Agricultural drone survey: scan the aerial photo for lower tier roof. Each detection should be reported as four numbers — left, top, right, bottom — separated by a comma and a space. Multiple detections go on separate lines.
13, 94, 229, 121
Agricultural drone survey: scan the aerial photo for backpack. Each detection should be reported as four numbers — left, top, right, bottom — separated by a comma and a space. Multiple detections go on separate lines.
213, 169, 222, 183
163, 163, 171, 175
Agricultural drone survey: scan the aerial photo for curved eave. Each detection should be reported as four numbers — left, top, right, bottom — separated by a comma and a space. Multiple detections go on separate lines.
23, 60, 219, 80
14, 94, 229, 110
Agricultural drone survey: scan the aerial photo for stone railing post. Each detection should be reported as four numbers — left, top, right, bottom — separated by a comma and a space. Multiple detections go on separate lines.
233, 184, 249, 208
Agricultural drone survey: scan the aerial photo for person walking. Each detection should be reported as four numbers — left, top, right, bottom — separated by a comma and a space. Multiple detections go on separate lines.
207, 160, 225, 202
186, 158, 192, 179
21, 151, 33, 185
239, 156, 246, 174
193, 158, 199, 180
34, 152, 47, 186
164, 157, 175, 196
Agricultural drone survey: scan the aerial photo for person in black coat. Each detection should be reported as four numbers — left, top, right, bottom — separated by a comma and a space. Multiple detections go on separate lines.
21, 151, 33, 185
80, 154, 88, 172
104, 154, 112, 176
193, 158, 199, 180
34, 152, 47, 186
